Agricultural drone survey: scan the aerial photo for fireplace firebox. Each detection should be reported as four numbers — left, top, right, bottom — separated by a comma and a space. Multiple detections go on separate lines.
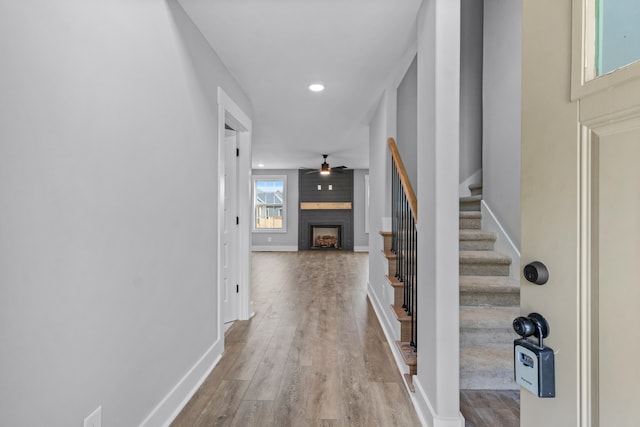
310, 225, 342, 249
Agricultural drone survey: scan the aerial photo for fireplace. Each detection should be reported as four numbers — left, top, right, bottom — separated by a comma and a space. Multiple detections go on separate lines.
310, 225, 342, 249
298, 169, 354, 251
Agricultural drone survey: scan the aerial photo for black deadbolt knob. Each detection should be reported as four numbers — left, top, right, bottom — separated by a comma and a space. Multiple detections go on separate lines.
523, 261, 549, 285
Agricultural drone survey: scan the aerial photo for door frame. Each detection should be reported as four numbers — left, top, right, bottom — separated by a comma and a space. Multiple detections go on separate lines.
221, 130, 239, 324
217, 87, 252, 340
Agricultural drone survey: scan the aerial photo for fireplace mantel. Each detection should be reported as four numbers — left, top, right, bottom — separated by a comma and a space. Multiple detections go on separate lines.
300, 202, 352, 210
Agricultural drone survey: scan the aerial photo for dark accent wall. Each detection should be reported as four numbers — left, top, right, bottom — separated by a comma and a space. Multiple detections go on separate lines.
298, 170, 354, 202
298, 170, 354, 250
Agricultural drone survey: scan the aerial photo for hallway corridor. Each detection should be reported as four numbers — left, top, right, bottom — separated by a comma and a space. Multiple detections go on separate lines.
171, 251, 421, 426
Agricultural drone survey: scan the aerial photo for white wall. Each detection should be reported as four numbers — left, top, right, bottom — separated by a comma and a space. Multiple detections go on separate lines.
367, 90, 396, 333
415, 0, 464, 424
0, 1, 251, 426
483, 0, 522, 248
396, 55, 418, 191
353, 169, 370, 250
460, 0, 484, 183
251, 169, 299, 250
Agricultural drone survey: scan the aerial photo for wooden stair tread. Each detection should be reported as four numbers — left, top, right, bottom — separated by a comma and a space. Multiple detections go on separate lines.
460, 275, 520, 291
395, 341, 417, 366
381, 249, 397, 260
460, 195, 483, 203
379, 230, 392, 237
459, 230, 497, 240
391, 304, 411, 322
460, 306, 520, 329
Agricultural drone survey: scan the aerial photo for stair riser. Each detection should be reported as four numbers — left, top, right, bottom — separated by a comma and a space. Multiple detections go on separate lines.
381, 234, 392, 252
400, 322, 413, 343
460, 370, 517, 390
460, 218, 481, 229
460, 292, 520, 307
460, 348, 517, 390
388, 262, 396, 278
460, 328, 515, 346
460, 200, 481, 211
470, 188, 483, 197
460, 263, 510, 276
459, 240, 495, 251
393, 286, 404, 307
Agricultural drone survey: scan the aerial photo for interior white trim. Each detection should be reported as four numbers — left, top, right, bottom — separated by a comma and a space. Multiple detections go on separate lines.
251, 245, 298, 252
368, 282, 429, 427
413, 377, 465, 427
353, 246, 369, 252
218, 87, 253, 325
481, 200, 521, 280
139, 339, 223, 427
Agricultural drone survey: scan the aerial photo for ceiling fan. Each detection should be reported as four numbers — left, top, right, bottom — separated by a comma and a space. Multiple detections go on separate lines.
300, 154, 349, 175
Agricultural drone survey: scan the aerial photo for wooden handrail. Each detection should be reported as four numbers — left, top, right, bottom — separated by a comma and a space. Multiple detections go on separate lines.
387, 137, 418, 219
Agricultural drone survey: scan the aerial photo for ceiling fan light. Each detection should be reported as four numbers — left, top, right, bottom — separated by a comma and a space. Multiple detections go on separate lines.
320, 162, 330, 175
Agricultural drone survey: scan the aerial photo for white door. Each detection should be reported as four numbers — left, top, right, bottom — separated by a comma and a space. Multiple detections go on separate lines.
222, 130, 239, 324
522, 1, 640, 426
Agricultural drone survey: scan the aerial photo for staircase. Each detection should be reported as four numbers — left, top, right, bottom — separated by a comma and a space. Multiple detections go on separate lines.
459, 183, 519, 389
381, 231, 417, 392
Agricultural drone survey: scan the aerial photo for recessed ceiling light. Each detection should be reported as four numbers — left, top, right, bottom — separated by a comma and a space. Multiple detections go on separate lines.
309, 82, 325, 92
258, 163, 265, 168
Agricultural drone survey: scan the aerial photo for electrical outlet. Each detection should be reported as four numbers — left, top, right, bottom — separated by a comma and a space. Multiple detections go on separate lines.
84, 406, 102, 427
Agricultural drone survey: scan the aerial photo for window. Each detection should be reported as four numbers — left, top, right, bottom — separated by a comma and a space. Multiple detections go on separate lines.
253, 176, 286, 232
596, 0, 640, 76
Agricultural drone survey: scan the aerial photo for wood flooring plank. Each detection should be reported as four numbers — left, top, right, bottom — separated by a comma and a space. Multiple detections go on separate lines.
305, 367, 340, 420
460, 390, 520, 427
369, 382, 422, 426
270, 363, 310, 427
223, 332, 271, 381
173, 252, 424, 427
243, 325, 297, 400
170, 342, 241, 427
192, 380, 249, 427
228, 400, 273, 427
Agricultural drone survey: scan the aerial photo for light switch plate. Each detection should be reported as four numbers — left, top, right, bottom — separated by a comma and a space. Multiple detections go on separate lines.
84, 406, 102, 427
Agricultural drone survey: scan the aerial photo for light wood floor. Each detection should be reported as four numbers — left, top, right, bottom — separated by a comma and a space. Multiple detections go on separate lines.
460, 390, 519, 427
171, 251, 422, 426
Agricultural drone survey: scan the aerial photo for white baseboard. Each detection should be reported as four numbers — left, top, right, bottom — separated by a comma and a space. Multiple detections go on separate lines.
413, 377, 465, 427
251, 245, 298, 252
458, 169, 482, 198
368, 282, 432, 427
481, 200, 521, 281
367, 281, 399, 347
353, 246, 369, 252
139, 339, 223, 427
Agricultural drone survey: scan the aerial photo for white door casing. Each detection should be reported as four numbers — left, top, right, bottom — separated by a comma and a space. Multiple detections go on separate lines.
217, 87, 252, 345
222, 131, 239, 324
522, 1, 640, 426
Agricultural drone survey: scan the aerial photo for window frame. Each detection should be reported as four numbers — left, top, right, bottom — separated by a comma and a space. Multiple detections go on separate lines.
252, 175, 287, 233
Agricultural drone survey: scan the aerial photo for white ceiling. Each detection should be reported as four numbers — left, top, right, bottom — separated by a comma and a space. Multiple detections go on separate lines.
178, 0, 422, 170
